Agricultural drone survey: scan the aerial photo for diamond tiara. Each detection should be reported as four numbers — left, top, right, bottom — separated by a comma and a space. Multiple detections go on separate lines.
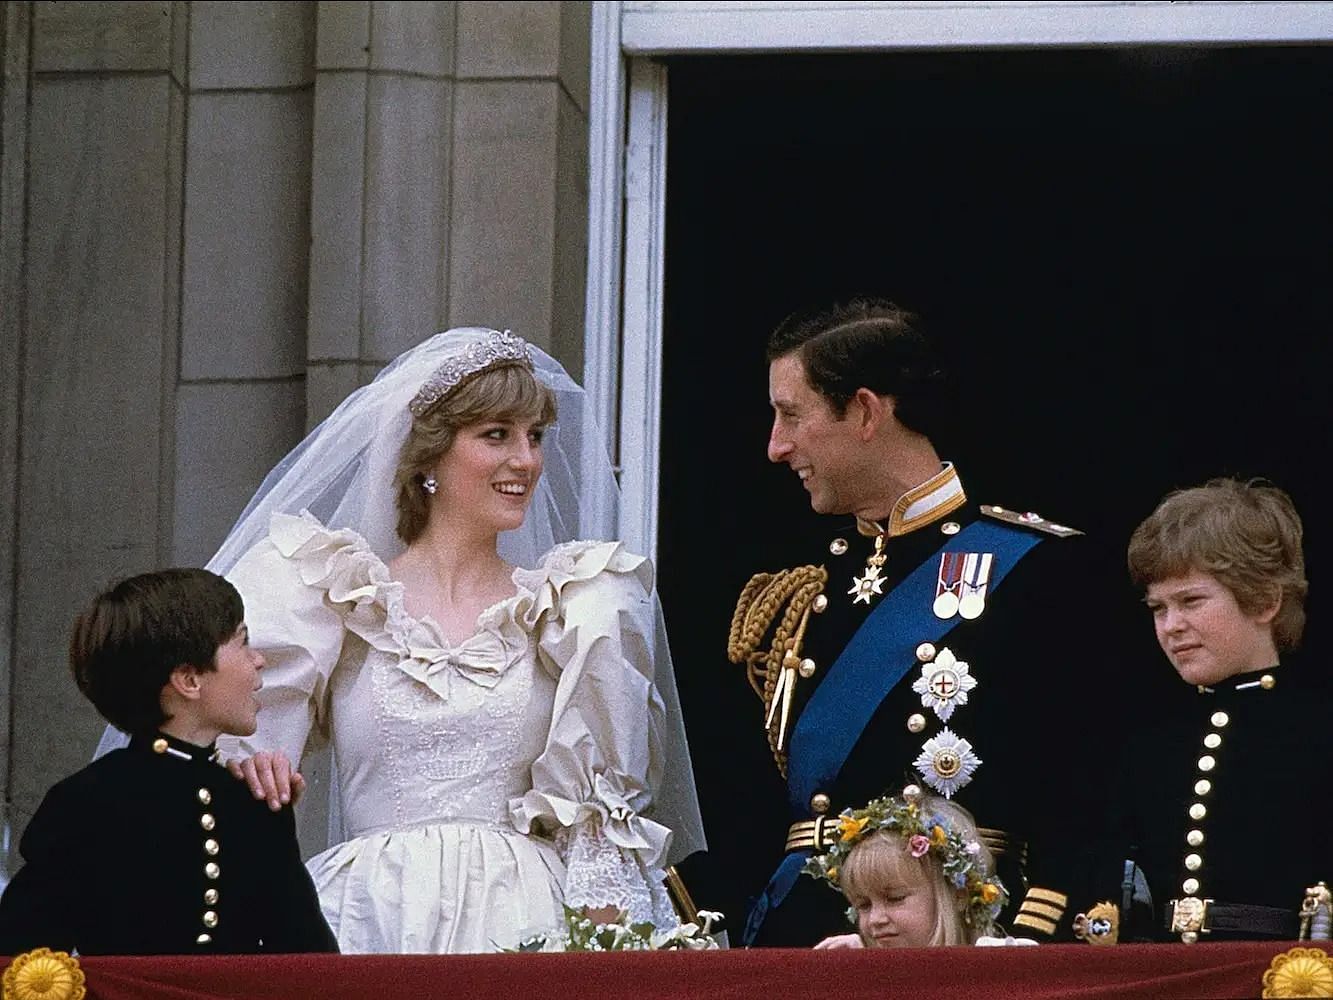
408, 330, 534, 417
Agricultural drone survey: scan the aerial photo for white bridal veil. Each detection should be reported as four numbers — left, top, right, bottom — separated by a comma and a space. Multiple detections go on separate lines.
98, 328, 706, 867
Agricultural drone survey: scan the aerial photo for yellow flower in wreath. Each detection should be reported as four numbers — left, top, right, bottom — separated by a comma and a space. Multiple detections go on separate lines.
980, 883, 1001, 905
838, 816, 869, 842
930, 825, 948, 847
1261, 946, 1333, 998
2, 948, 86, 1000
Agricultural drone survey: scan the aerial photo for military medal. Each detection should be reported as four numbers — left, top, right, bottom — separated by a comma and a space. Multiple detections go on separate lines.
910, 647, 977, 722
933, 552, 963, 619
849, 532, 888, 605
957, 552, 993, 620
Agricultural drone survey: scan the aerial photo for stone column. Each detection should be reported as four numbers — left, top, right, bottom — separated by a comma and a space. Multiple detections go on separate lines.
5, 0, 190, 830
0, 1, 33, 875
171, 1, 315, 566
307, 0, 457, 425
449, 1, 590, 372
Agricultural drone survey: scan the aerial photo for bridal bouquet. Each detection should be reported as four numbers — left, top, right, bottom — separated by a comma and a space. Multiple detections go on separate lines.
512, 906, 724, 952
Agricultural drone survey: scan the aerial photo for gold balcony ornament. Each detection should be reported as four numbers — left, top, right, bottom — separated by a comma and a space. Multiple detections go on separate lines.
1261, 947, 1333, 998
2, 948, 86, 1000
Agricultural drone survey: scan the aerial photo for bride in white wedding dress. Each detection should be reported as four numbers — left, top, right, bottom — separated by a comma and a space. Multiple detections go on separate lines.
201, 328, 703, 953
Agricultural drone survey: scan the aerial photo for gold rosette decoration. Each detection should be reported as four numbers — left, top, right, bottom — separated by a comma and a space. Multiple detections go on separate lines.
1262, 946, 1333, 999
2, 948, 86, 1000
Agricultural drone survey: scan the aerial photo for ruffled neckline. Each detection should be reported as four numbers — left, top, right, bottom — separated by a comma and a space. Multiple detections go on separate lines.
265, 511, 645, 702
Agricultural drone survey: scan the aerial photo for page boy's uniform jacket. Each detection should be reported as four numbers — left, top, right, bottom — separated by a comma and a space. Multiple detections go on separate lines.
0, 732, 337, 955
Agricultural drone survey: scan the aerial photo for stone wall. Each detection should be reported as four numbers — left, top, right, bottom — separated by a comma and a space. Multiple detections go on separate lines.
0, 0, 591, 864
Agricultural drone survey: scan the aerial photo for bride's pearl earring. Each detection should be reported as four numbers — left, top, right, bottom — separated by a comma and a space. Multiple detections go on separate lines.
422, 473, 438, 495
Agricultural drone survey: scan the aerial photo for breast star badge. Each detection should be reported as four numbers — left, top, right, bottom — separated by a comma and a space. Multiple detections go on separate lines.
914, 727, 982, 798
910, 647, 977, 722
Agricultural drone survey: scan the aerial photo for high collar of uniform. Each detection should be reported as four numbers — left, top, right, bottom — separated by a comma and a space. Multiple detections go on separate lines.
1196, 664, 1282, 701
856, 462, 967, 539
131, 731, 220, 764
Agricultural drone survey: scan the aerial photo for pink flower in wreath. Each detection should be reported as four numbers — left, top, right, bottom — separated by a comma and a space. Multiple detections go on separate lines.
908, 834, 930, 858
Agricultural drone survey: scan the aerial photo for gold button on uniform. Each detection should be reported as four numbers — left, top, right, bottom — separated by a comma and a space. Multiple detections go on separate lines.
941, 521, 961, 536
152, 738, 169, 754
203, 910, 218, 928
1189, 803, 1207, 821
1186, 830, 1204, 847
197, 788, 212, 805
915, 642, 936, 662
200, 813, 216, 830
204, 839, 220, 856
1203, 733, 1221, 749
205, 862, 220, 879
1197, 755, 1215, 772
798, 658, 817, 678
1184, 854, 1202, 871
204, 889, 219, 905
1210, 711, 1229, 728
812, 595, 829, 613
1182, 931, 1199, 944
829, 538, 848, 556
810, 793, 831, 814
907, 713, 926, 733
1182, 878, 1200, 895
1194, 779, 1212, 796
196, 933, 212, 945
1261, 674, 1275, 690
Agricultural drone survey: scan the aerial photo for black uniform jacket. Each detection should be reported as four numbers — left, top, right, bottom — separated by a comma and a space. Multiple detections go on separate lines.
0, 732, 337, 955
1102, 660, 1333, 942
733, 469, 1118, 946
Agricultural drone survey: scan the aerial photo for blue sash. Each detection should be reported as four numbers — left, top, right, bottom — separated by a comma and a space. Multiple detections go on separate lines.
742, 519, 1044, 944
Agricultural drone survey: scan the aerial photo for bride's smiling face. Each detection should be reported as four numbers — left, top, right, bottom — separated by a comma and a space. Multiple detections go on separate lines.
430, 417, 546, 533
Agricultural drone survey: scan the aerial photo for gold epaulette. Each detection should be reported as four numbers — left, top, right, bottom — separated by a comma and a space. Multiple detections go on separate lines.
727, 565, 828, 777
979, 505, 1083, 537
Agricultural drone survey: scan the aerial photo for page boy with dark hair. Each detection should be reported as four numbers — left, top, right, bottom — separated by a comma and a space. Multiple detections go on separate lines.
0, 568, 337, 955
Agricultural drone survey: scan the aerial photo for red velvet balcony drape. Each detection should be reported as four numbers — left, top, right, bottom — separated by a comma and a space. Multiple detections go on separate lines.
37, 941, 1331, 1000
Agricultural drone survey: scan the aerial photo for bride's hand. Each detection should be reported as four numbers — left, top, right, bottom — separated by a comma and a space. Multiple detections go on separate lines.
226, 750, 305, 811
813, 933, 864, 949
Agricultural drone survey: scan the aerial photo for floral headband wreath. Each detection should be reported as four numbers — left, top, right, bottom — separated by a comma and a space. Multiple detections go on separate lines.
802, 784, 1008, 930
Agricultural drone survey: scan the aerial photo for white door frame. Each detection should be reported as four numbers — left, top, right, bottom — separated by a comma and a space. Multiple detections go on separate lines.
585, 0, 1333, 559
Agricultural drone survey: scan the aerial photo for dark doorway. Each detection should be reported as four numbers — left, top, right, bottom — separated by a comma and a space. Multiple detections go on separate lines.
657, 48, 1333, 928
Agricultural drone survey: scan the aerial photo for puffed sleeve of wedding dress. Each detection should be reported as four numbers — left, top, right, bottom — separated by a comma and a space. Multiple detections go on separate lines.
216, 511, 352, 768
507, 540, 677, 925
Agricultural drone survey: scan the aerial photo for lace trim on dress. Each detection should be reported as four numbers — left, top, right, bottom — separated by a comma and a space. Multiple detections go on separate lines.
558, 822, 677, 929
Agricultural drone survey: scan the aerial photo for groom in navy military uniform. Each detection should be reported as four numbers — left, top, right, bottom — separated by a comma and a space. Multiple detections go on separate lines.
731, 298, 1107, 946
